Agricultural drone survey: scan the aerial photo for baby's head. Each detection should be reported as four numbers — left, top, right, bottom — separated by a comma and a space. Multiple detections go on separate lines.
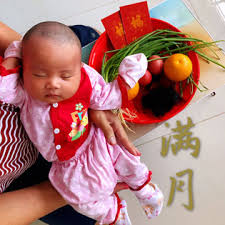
22, 21, 82, 103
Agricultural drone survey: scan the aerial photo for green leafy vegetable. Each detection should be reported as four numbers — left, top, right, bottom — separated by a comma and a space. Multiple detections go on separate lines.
101, 29, 225, 82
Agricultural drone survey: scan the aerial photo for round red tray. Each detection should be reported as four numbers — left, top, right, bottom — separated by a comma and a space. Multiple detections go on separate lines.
88, 18, 200, 124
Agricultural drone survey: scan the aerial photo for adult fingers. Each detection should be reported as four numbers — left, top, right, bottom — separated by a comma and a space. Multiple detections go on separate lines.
111, 118, 141, 156
89, 110, 117, 145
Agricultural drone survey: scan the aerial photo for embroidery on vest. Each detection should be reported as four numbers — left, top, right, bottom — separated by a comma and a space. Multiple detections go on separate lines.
68, 103, 88, 141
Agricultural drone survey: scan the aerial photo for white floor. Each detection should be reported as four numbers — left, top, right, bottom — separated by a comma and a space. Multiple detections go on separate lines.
1, 0, 225, 225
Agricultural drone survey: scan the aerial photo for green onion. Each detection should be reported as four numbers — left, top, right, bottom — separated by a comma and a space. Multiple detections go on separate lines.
101, 29, 225, 82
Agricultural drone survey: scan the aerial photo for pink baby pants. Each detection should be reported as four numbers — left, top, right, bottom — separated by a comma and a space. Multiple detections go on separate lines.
49, 125, 149, 224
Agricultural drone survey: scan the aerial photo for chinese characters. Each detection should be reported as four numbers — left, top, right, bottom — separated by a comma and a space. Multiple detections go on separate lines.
161, 117, 200, 158
161, 117, 200, 211
167, 169, 194, 211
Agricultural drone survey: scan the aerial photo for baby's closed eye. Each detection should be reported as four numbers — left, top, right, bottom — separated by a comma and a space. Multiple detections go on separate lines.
61, 73, 73, 79
32, 73, 47, 77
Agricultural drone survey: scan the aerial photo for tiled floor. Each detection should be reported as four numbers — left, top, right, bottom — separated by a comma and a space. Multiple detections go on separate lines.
1, 0, 225, 224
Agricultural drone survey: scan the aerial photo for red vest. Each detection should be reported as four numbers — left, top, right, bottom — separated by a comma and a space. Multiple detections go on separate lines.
50, 68, 92, 161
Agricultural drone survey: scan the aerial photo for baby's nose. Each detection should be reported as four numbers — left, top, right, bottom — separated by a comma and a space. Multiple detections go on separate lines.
46, 78, 61, 89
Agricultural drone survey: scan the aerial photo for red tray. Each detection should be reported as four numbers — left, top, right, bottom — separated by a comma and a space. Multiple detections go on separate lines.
88, 18, 200, 124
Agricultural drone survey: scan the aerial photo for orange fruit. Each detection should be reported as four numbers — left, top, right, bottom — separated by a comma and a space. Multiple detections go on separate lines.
127, 82, 139, 100
164, 53, 193, 82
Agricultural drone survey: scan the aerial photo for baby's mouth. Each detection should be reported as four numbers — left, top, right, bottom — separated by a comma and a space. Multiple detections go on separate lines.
45, 94, 60, 98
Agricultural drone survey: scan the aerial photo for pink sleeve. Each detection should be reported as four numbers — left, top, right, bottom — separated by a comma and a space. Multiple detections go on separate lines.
83, 64, 123, 110
119, 53, 147, 88
83, 53, 147, 110
0, 59, 25, 107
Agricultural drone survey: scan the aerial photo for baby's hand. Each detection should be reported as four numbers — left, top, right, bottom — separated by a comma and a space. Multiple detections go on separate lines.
2, 57, 21, 70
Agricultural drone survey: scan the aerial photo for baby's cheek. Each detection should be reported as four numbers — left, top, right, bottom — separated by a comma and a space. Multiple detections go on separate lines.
65, 81, 79, 98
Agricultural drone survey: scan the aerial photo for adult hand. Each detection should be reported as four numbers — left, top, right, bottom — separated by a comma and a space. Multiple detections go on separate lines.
89, 109, 141, 156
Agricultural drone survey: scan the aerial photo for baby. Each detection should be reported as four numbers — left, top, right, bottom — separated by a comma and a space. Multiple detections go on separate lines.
0, 21, 163, 225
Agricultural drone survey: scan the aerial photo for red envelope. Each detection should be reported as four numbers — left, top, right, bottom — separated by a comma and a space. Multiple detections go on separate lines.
101, 11, 127, 49
120, 1, 153, 44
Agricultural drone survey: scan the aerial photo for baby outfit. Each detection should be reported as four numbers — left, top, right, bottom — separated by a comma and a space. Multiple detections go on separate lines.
0, 41, 163, 224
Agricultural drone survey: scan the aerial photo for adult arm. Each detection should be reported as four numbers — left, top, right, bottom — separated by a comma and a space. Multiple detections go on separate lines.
0, 22, 21, 56
0, 181, 66, 225
0, 181, 128, 225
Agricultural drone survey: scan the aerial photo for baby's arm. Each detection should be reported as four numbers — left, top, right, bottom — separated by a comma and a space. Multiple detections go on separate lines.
86, 53, 147, 110
0, 41, 24, 107
2, 41, 21, 70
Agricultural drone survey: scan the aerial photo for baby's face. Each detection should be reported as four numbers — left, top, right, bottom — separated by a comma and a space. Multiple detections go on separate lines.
22, 37, 81, 103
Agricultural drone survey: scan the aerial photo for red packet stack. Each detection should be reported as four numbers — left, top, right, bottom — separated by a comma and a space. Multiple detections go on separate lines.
101, 1, 153, 48
101, 11, 127, 49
